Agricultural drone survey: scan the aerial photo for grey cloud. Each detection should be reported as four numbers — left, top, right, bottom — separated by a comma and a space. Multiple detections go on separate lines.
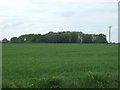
26, 8, 48, 13
0, 1, 118, 42
56, 11, 75, 17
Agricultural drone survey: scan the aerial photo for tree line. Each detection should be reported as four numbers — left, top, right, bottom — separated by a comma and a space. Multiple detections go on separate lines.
2, 31, 108, 43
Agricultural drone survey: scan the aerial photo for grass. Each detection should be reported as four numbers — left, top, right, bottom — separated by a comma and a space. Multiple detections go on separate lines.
2, 43, 118, 88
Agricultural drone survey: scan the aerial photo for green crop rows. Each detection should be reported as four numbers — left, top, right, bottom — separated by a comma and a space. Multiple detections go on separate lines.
2, 44, 118, 88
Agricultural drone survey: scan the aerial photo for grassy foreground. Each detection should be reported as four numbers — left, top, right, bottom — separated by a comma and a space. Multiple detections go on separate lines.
2, 44, 118, 88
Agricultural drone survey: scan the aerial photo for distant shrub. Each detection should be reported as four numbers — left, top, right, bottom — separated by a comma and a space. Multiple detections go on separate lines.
10, 31, 108, 43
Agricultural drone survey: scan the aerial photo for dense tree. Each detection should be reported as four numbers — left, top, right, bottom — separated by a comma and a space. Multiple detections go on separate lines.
11, 37, 19, 43
2, 38, 9, 43
82, 34, 92, 43
10, 31, 108, 43
92, 34, 107, 43
70, 32, 78, 43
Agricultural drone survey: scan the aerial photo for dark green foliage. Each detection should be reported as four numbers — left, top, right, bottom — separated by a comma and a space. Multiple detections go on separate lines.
70, 32, 78, 43
11, 37, 19, 43
10, 31, 107, 43
92, 34, 107, 43
2, 38, 9, 43
83, 34, 92, 43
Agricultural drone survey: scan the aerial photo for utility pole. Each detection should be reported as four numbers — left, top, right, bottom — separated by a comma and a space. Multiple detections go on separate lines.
109, 26, 112, 43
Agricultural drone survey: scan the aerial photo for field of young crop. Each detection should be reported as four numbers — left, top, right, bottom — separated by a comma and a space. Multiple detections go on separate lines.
2, 44, 118, 88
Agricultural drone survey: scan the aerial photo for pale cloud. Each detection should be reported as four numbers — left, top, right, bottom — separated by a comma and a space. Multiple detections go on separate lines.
28, 0, 119, 3
0, 0, 118, 42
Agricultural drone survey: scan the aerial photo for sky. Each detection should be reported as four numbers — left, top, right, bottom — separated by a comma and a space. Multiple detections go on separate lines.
0, 0, 119, 42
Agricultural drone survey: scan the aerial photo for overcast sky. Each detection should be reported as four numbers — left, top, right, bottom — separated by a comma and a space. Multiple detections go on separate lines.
0, 0, 118, 42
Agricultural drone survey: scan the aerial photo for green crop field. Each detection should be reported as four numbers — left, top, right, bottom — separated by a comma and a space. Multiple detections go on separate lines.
2, 44, 118, 88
